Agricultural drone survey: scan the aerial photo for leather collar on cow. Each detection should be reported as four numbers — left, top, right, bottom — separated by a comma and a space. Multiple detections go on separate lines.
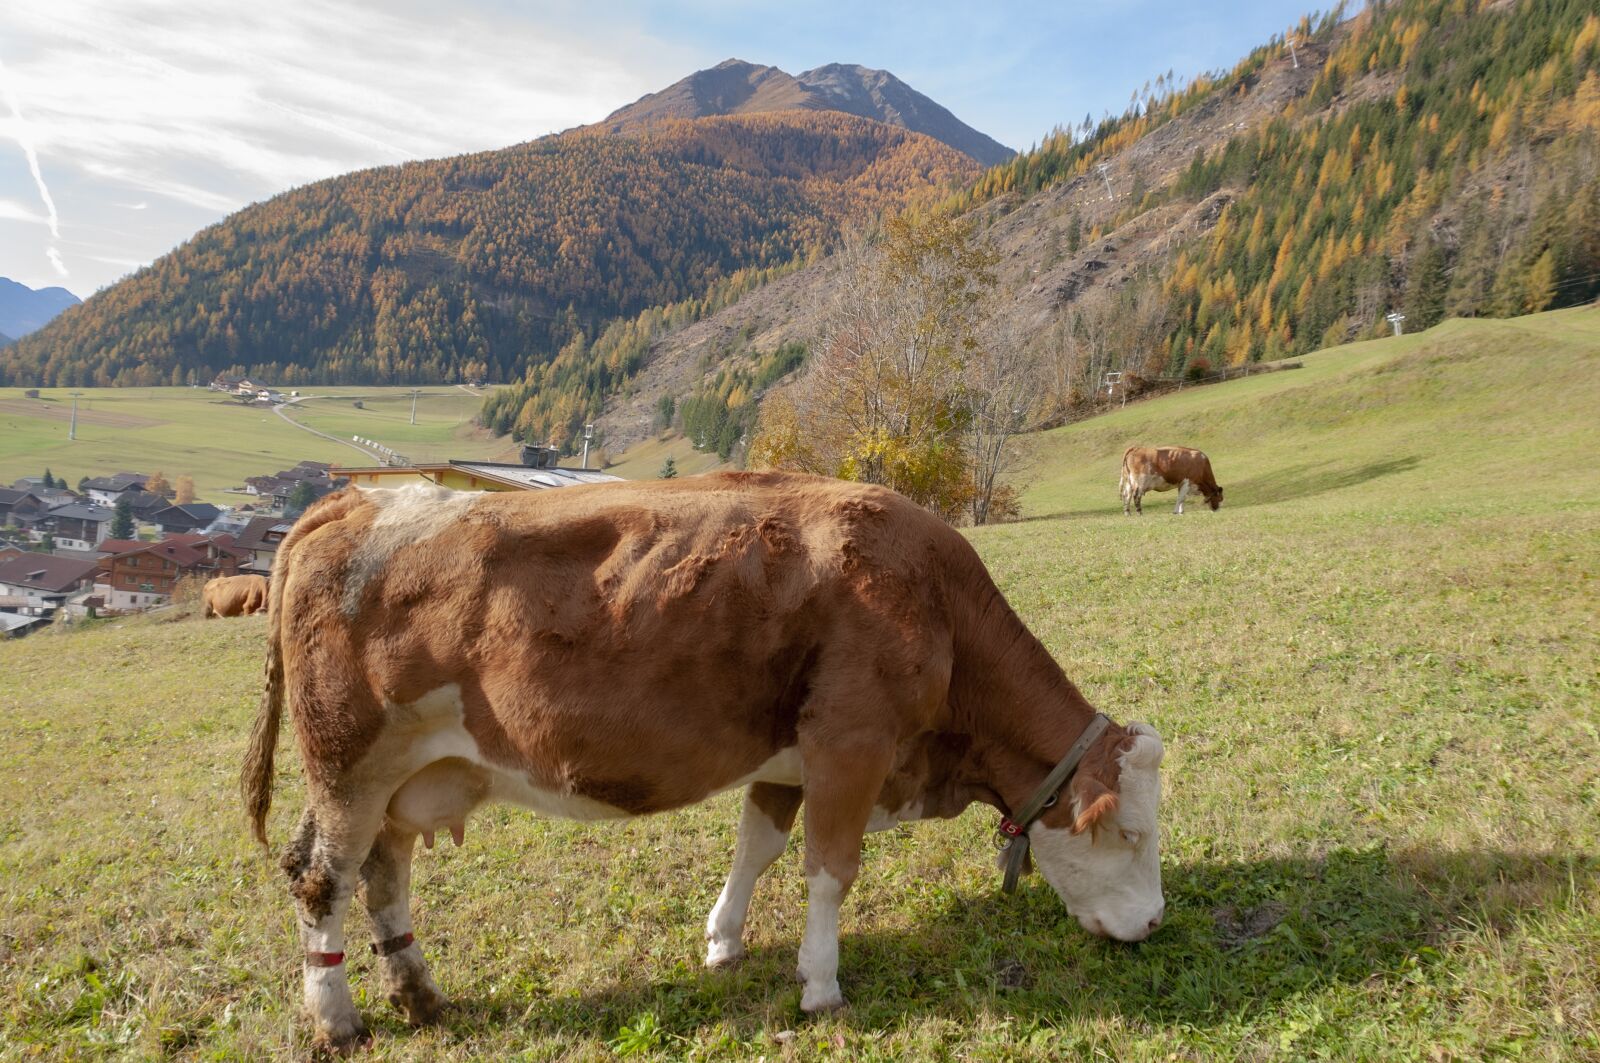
996, 713, 1112, 894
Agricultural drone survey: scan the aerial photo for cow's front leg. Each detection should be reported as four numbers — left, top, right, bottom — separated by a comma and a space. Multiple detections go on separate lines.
706, 783, 802, 967
796, 736, 893, 1012
360, 822, 445, 1026
1175, 480, 1189, 514
282, 800, 385, 1054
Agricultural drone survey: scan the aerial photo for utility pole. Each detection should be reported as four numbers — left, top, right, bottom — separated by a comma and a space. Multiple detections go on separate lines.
69, 391, 83, 440
409, 389, 421, 426
1386, 311, 1406, 337
581, 423, 594, 470
1096, 162, 1115, 202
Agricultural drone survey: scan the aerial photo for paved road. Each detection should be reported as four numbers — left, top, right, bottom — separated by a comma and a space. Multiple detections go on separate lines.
272, 398, 388, 464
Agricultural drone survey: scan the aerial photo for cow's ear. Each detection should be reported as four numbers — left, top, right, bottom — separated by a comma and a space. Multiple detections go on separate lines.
1069, 773, 1118, 835
1124, 724, 1165, 770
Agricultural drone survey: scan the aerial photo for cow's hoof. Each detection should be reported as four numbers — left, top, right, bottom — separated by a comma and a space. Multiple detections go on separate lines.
800, 981, 846, 1013
385, 982, 447, 1027
311, 1018, 372, 1057
705, 939, 745, 968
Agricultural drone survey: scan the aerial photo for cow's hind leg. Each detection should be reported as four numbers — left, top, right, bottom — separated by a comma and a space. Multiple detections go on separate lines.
796, 735, 893, 1012
360, 822, 445, 1026
281, 798, 386, 1053
706, 782, 801, 968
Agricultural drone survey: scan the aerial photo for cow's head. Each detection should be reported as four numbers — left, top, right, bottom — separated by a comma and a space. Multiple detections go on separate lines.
1205, 484, 1224, 511
1029, 722, 1165, 942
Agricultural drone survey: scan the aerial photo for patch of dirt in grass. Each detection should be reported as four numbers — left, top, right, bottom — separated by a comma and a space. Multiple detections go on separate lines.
994, 957, 1032, 990
1212, 902, 1288, 948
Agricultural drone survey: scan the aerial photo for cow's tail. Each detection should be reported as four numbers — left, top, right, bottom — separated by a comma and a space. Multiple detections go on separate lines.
241, 596, 284, 846
240, 486, 362, 847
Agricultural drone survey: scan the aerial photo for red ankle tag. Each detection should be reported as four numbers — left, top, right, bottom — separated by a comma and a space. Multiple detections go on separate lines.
305, 950, 345, 968
372, 932, 415, 957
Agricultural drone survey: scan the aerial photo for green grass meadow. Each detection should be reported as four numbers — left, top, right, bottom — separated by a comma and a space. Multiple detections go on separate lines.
283, 388, 514, 467
606, 433, 729, 482
1, 309, 1597, 1059
0, 387, 506, 504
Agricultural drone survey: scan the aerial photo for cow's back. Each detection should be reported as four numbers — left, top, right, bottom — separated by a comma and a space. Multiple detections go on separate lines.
204, 574, 268, 617
1154, 446, 1213, 485
274, 473, 962, 810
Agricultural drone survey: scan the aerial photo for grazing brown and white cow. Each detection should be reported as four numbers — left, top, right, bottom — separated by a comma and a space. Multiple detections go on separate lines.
241, 472, 1166, 1051
203, 573, 268, 617
1120, 445, 1224, 515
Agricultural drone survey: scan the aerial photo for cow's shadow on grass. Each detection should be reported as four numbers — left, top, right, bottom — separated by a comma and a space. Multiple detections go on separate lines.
428, 846, 1592, 1042
1225, 455, 1422, 509
1019, 502, 1127, 522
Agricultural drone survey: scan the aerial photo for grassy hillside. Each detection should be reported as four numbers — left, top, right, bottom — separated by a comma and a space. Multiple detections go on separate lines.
605, 431, 730, 481
1013, 307, 1600, 518
0, 386, 508, 504
0, 310, 1595, 1058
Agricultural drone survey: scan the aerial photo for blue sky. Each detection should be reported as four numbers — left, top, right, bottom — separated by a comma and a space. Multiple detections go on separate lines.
0, 0, 1326, 296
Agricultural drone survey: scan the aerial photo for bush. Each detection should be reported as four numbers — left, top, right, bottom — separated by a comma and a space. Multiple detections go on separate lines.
1185, 357, 1212, 381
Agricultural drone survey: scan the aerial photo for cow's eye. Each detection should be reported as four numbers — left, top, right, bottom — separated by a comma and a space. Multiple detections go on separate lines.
1119, 829, 1142, 846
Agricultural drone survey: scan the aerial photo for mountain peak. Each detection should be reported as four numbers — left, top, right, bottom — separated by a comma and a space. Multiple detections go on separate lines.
0, 276, 81, 339
602, 61, 1013, 167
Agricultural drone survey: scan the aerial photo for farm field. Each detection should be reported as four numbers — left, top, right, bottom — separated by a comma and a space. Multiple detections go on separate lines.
283, 387, 516, 467
1, 308, 1597, 1059
0, 385, 510, 504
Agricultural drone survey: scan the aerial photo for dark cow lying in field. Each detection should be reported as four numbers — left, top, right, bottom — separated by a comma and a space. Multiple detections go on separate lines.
241, 472, 1166, 1051
1121, 445, 1224, 515
203, 574, 268, 617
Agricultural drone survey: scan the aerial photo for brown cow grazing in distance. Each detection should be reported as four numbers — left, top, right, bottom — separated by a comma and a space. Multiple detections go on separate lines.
202, 574, 268, 617
1121, 445, 1224, 515
241, 474, 1166, 1052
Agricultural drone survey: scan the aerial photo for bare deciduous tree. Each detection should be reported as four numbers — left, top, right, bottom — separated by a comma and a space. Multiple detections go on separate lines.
966, 312, 1040, 524
753, 213, 1034, 523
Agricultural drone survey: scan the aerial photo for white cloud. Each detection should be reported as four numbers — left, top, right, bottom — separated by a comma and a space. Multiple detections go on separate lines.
0, 198, 49, 224
0, 54, 67, 278
0, 60, 60, 239
0, 0, 695, 291
81, 161, 245, 214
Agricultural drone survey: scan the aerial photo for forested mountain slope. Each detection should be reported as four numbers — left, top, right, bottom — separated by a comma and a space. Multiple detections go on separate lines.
0, 111, 976, 389
585, 0, 1600, 457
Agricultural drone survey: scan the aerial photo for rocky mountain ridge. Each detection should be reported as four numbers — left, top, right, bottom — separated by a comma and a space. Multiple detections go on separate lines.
601, 58, 1014, 167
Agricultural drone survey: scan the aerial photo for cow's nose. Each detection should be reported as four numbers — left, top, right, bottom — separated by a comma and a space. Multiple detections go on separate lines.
1147, 905, 1166, 934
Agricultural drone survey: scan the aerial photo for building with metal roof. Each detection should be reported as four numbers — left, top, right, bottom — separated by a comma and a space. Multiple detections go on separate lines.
334, 457, 621, 493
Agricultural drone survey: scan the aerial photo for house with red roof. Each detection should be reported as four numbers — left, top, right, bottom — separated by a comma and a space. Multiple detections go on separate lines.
95, 533, 248, 611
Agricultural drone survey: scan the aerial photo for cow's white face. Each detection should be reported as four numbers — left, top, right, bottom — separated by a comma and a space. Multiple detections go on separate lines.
1030, 723, 1165, 942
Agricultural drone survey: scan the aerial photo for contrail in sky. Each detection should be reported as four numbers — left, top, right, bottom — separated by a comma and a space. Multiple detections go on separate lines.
0, 56, 68, 277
